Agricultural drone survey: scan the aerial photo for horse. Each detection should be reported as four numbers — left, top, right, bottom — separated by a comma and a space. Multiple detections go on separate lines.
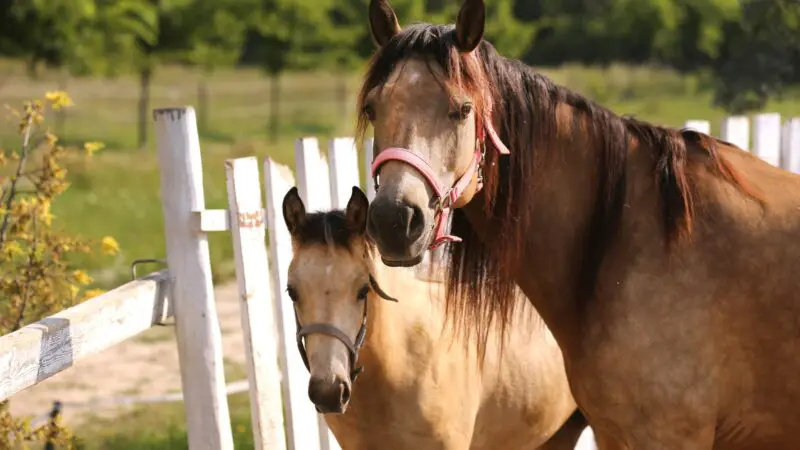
359, 0, 800, 448
281, 185, 595, 449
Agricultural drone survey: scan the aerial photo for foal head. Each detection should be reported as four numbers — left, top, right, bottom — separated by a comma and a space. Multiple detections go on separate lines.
283, 186, 397, 414
360, 0, 504, 266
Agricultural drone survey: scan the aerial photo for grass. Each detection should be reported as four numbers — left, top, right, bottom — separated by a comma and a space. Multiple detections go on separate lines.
71, 392, 255, 450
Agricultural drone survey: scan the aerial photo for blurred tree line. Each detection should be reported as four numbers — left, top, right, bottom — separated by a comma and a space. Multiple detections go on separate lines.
0, 0, 797, 146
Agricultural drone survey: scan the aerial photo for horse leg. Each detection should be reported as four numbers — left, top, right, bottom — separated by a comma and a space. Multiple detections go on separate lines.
536, 410, 594, 450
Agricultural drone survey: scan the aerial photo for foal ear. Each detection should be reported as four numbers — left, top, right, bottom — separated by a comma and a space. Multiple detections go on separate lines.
345, 186, 369, 234
369, 0, 402, 48
282, 187, 306, 235
454, 0, 485, 53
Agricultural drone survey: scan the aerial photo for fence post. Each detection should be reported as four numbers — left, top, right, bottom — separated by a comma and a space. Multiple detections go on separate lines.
153, 107, 233, 450
721, 115, 750, 151
225, 156, 287, 450
753, 113, 781, 167
328, 138, 360, 209
263, 158, 322, 450
683, 120, 710, 135
782, 118, 800, 174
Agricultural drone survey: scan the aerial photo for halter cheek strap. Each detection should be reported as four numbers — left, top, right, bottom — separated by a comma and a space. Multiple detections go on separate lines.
370, 100, 509, 250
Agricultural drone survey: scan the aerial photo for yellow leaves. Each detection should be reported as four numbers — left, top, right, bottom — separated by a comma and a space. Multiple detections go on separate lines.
236, 424, 247, 433
2, 242, 22, 257
72, 270, 93, 286
83, 141, 105, 157
44, 91, 74, 111
69, 284, 80, 299
83, 289, 105, 300
101, 236, 120, 255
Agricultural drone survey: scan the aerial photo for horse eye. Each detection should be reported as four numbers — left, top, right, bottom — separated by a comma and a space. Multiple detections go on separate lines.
449, 102, 473, 121
356, 284, 369, 301
285, 285, 298, 302
363, 104, 376, 121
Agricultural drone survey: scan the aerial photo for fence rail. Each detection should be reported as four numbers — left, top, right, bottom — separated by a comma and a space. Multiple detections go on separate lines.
0, 269, 171, 402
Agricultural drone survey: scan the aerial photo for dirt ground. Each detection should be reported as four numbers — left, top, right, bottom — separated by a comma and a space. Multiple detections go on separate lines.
9, 281, 249, 425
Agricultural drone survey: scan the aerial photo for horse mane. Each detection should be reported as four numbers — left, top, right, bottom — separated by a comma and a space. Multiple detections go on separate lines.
293, 210, 377, 261
355, 22, 760, 345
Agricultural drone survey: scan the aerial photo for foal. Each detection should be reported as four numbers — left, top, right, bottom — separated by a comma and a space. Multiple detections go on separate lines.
282, 186, 592, 450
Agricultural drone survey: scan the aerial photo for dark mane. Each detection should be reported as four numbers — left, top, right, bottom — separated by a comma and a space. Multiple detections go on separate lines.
294, 210, 376, 255
356, 22, 759, 343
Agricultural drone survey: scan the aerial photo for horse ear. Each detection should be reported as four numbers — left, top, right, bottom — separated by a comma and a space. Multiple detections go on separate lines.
454, 0, 485, 53
282, 187, 306, 235
345, 186, 369, 234
369, 0, 402, 48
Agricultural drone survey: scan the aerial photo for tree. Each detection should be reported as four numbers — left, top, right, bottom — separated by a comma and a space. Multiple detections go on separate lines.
0, 0, 157, 140
133, 0, 262, 145
710, 0, 800, 113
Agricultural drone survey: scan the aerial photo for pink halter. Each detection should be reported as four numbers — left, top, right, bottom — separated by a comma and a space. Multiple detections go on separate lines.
370, 95, 510, 250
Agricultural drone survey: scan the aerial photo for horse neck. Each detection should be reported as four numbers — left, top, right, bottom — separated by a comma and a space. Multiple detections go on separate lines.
468, 104, 627, 348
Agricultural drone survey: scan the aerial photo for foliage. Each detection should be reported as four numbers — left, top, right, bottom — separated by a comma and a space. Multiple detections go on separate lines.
0, 92, 120, 449
710, 0, 800, 113
0, 0, 157, 76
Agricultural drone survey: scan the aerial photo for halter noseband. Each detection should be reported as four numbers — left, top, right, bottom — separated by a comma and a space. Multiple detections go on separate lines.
370, 96, 510, 250
294, 274, 398, 385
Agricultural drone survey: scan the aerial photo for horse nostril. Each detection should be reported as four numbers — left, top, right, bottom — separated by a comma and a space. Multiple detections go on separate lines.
340, 380, 351, 405
407, 204, 425, 240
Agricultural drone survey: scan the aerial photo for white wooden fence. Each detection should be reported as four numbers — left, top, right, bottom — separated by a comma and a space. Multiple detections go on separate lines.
0, 107, 797, 450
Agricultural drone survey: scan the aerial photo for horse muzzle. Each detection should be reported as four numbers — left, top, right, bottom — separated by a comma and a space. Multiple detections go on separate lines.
308, 375, 352, 414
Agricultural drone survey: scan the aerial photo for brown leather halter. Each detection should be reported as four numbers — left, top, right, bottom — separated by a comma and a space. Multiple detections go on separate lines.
294, 274, 398, 383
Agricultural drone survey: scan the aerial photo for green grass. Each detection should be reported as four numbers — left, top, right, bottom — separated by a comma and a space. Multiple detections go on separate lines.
70, 393, 255, 450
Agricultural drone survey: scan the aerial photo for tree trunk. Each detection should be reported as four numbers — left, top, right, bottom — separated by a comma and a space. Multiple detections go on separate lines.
269, 74, 281, 143
197, 76, 209, 134
137, 67, 152, 150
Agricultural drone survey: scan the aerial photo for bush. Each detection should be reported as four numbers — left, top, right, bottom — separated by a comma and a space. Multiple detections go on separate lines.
0, 92, 119, 449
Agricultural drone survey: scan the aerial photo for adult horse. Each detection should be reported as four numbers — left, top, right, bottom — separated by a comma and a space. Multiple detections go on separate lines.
360, 0, 800, 448
281, 185, 593, 449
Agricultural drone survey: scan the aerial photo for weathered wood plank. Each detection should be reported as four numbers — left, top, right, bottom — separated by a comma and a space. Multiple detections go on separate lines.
225, 157, 287, 450
328, 137, 359, 210
264, 158, 323, 450
753, 113, 782, 167
0, 270, 171, 402
154, 106, 234, 450
684, 120, 711, 135
721, 115, 750, 151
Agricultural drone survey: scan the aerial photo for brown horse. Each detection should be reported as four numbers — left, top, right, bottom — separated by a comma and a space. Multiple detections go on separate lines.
360, 0, 800, 449
281, 185, 594, 449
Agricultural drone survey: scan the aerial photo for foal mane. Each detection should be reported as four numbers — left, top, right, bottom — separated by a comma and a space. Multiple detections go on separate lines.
355, 22, 759, 345
294, 210, 376, 261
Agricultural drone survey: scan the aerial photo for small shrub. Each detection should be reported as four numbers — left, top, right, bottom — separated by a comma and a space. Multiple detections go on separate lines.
0, 92, 119, 449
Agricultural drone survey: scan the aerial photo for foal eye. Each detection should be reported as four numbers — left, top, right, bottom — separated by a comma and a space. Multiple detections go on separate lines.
363, 104, 376, 121
449, 102, 473, 121
356, 285, 369, 301
286, 285, 298, 302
